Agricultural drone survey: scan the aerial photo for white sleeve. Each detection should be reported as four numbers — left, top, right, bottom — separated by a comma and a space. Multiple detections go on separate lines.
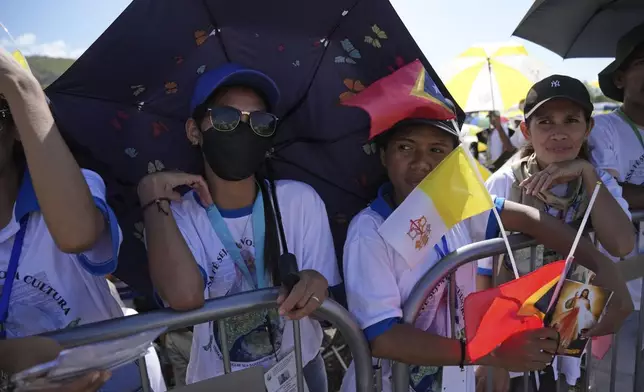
588, 115, 620, 176
343, 214, 402, 331
292, 184, 342, 286
75, 169, 123, 276
467, 194, 506, 276
598, 168, 631, 219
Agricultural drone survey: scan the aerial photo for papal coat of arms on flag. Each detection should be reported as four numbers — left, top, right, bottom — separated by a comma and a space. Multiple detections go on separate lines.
408, 216, 431, 250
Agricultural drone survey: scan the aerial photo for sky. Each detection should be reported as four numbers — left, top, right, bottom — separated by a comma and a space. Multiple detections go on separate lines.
1, 0, 613, 83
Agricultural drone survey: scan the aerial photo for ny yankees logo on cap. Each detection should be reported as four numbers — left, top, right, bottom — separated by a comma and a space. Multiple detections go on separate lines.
551, 80, 560, 88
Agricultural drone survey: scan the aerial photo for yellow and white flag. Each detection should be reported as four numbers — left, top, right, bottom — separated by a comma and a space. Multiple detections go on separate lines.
0, 22, 31, 72
378, 145, 493, 267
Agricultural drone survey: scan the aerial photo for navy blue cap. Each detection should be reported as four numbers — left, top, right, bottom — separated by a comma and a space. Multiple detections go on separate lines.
189, 63, 280, 115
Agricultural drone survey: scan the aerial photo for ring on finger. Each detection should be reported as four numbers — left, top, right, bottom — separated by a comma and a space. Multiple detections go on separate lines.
310, 295, 321, 303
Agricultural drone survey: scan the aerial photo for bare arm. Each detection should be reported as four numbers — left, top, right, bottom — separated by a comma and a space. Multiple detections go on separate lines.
370, 323, 557, 372
494, 123, 515, 153
2, 61, 103, 253
138, 173, 211, 311
580, 166, 635, 257
371, 324, 463, 366
501, 201, 632, 304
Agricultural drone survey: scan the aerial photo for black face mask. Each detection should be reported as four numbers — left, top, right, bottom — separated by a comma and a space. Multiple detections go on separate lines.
201, 122, 273, 181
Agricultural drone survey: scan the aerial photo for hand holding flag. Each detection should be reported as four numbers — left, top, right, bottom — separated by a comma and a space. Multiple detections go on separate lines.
464, 182, 609, 362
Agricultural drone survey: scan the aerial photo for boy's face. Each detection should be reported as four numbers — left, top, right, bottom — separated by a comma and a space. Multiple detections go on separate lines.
380, 124, 456, 203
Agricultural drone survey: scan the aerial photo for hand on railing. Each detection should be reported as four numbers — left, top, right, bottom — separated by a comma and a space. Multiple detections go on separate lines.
277, 269, 328, 320
37, 371, 112, 392
1, 336, 111, 392
479, 328, 558, 373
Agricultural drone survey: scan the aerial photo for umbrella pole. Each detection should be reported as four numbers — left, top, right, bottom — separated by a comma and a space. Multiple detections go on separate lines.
486, 57, 496, 113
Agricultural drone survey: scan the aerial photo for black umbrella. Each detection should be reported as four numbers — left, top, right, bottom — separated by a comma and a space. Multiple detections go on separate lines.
46, 0, 464, 297
513, 0, 644, 58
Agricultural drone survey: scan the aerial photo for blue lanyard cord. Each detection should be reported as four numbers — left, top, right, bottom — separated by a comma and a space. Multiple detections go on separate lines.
206, 191, 267, 289
0, 216, 29, 339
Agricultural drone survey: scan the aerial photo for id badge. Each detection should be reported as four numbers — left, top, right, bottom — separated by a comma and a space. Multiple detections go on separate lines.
441, 366, 467, 392
264, 350, 310, 392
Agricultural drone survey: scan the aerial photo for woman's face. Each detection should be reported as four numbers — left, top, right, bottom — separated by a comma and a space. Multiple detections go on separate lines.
522, 99, 592, 166
381, 124, 455, 204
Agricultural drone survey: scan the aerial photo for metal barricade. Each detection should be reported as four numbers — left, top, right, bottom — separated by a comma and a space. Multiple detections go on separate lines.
390, 226, 644, 392
44, 288, 374, 392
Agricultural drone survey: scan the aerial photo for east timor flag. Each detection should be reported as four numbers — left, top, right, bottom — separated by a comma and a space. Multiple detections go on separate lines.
341, 59, 456, 140
464, 260, 565, 362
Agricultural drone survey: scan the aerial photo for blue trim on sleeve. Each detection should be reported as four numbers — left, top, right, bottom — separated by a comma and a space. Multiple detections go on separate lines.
75, 196, 119, 276
153, 264, 208, 308
14, 170, 40, 221
484, 197, 506, 240
369, 183, 394, 220
477, 267, 493, 276
364, 317, 401, 342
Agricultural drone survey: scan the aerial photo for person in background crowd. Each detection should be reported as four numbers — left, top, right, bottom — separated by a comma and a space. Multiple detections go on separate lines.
338, 66, 633, 392
586, 21, 644, 392
141, 63, 341, 389
0, 336, 110, 391
479, 75, 635, 391
0, 49, 163, 391
486, 111, 522, 171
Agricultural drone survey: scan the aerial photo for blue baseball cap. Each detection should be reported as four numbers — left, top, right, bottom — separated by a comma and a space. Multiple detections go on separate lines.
189, 63, 280, 116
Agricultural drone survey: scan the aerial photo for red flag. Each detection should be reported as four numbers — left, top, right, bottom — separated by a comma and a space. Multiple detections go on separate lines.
464, 261, 565, 362
341, 59, 456, 140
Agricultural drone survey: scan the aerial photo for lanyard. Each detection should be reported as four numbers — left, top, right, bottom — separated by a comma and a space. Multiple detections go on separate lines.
617, 108, 644, 150
0, 216, 29, 339
206, 192, 267, 289
433, 236, 460, 326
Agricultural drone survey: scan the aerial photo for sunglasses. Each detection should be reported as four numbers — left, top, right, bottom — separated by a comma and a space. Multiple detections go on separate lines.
207, 106, 278, 137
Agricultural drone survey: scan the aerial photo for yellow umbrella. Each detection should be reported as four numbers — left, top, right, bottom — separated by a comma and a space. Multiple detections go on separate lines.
442, 42, 547, 113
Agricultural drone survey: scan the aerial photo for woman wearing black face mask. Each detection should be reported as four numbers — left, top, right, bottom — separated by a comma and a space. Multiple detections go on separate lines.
138, 64, 341, 389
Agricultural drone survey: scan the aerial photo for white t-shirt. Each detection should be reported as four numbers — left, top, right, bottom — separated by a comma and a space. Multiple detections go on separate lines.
478, 163, 630, 385
0, 169, 123, 338
167, 180, 341, 384
488, 124, 521, 163
588, 111, 643, 310
340, 183, 505, 392
0, 170, 155, 391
